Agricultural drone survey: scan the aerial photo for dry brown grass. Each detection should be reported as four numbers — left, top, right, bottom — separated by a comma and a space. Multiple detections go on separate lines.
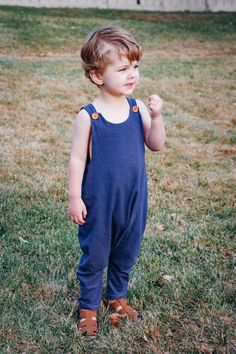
143, 40, 236, 59
1, 36, 235, 219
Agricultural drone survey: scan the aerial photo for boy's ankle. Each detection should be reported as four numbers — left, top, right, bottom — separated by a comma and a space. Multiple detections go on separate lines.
107, 299, 116, 304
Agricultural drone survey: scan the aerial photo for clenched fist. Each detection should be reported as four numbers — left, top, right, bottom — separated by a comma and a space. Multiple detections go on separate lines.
147, 95, 163, 119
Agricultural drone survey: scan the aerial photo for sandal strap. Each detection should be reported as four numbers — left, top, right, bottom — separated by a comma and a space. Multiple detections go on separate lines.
108, 298, 140, 320
78, 310, 98, 337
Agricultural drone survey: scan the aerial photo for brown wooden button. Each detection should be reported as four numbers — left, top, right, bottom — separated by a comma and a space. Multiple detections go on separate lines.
92, 112, 99, 120
132, 105, 139, 113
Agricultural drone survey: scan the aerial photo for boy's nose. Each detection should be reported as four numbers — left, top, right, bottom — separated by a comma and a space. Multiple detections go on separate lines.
127, 69, 135, 78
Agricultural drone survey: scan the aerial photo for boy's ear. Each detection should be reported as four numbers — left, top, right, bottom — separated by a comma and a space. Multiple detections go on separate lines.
89, 71, 103, 86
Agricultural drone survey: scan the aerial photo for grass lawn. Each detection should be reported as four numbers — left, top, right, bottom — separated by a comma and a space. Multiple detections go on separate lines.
0, 6, 236, 353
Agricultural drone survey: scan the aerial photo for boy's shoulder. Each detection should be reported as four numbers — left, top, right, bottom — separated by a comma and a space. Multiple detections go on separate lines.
134, 98, 150, 126
134, 98, 147, 114
75, 107, 91, 126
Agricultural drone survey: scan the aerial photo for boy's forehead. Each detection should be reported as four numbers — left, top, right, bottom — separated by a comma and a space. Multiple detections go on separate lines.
101, 43, 133, 63
108, 50, 135, 65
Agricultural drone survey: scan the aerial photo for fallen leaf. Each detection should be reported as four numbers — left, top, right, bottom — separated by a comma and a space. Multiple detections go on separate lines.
162, 275, 174, 282
157, 223, 166, 231
197, 343, 213, 354
19, 236, 29, 243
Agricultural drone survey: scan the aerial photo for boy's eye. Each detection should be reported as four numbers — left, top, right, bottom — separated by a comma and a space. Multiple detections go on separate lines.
118, 63, 139, 71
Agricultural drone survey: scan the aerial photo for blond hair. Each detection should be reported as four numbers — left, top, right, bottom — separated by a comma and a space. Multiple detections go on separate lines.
80, 26, 142, 83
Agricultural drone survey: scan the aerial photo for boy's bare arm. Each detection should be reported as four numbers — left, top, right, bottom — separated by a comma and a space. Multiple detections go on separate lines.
68, 110, 91, 224
68, 158, 86, 199
137, 96, 165, 152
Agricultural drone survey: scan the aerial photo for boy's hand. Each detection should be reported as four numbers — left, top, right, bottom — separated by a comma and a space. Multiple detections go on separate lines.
147, 95, 163, 120
69, 197, 87, 225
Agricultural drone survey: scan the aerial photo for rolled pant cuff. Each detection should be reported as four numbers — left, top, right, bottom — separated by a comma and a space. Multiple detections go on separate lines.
105, 292, 127, 300
78, 303, 101, 311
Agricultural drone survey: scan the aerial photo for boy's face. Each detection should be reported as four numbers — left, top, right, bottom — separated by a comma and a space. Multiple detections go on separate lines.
94, 50, 140, 96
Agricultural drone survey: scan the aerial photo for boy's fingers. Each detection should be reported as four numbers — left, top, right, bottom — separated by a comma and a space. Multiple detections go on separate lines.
148, 94, 160, 101
69, 214, 85, 225
148, 96, 162, 106
69, 213, 75, 222
73, 216, 79, 224
82, 209, 87, 219
149, 100, 161, 107
72, 215, 79, 224
149, 104, 159, 112
148, 101, 163, 110
71, 215, 78, 224
79, 212, 86, 224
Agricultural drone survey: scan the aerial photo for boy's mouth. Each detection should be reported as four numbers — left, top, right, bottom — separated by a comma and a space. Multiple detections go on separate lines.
124, 82, 135, 89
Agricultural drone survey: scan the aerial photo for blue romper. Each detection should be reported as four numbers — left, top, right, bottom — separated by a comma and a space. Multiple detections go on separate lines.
77, 97, 148, 310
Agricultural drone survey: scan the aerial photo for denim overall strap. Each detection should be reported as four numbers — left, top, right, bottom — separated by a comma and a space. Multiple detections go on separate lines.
127, 97, 137, 107
80, 103, 99, 121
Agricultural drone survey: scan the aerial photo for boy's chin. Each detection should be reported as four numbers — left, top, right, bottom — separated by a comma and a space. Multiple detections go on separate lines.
123, 87, 136, 95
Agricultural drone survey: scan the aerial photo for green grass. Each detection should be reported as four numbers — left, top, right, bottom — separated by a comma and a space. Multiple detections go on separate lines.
1, 6, 236, 353
0, 6, 236, 51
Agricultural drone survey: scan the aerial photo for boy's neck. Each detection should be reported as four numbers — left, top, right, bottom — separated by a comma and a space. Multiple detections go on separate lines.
92, 90, 130, 122
95, 90, 127, 107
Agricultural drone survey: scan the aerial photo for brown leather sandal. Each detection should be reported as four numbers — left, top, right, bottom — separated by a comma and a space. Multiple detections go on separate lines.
104, 298, 142, 321
77, 309, 98, 338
